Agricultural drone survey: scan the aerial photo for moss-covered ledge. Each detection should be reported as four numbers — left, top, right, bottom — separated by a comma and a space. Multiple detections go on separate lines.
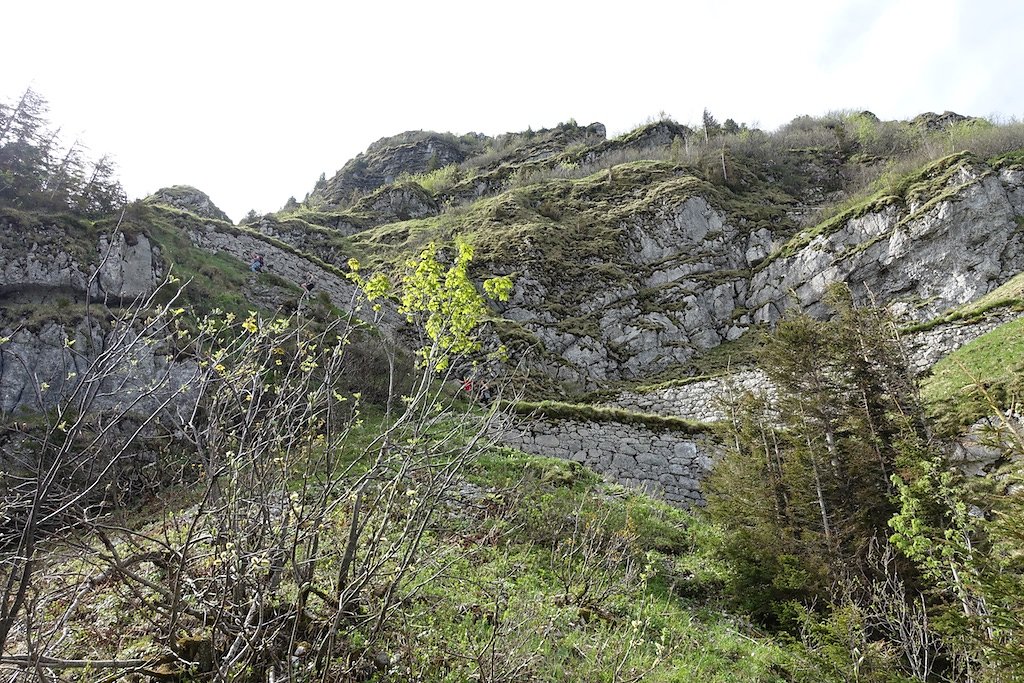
510, 400, 717, 434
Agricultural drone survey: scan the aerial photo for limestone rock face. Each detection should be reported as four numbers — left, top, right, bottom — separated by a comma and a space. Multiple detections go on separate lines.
0, 215, 176, 415
504, 196, 756, 386
1, 220, 90, 294
0, 218, 161, 302
0, 319, 198, 416
352, 183, 439, 225
499, 155, 1024, 387
748, 160, 1024, 325
148, 186, 231, 222
96, 233, 159, 300
185, 221, 403, 333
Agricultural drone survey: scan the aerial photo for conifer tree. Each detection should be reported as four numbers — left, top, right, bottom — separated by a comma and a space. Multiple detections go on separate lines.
708, 287, 919, 622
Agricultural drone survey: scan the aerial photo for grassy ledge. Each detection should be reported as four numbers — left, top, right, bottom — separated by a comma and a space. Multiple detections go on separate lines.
756, 151, 979, 271
903, 270, 1024, 334
512, 400, 716, 434
921, 315, 1024, 430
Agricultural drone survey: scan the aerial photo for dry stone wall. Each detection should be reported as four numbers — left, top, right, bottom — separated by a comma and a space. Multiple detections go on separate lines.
498, 417, 717, 507
607, 369, 772, 421
904, 310, 1024, 375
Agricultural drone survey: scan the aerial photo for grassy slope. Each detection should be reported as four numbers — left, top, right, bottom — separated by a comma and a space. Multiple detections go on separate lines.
374, 448, 819, 682
921, 315, 1024, 431
30, 437, 827, 682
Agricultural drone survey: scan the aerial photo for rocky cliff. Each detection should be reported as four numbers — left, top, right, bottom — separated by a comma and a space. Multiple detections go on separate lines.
5, 111, 1024, 506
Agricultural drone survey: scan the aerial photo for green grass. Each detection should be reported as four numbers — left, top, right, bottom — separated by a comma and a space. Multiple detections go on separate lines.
989, 148, 1024, 169
13, 432, 833, 681
396, 165, 464, 196
920, 315, 1024, 431
138, 210, 255, 313
373, 447, 821, 682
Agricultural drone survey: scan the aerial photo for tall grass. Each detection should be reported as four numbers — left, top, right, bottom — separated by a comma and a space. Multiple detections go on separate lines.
397, 164, 464, 196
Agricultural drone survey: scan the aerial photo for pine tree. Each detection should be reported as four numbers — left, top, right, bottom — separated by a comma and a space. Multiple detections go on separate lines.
708, 289, 920, 622
702, 108, 720, 142
77, 155, 127, 216
1, 89, 125, 214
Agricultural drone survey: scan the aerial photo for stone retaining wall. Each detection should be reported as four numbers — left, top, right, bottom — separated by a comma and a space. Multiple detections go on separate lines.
607, 369, 771, 421
499, 417, 716, 507
903, 310, 1024, 375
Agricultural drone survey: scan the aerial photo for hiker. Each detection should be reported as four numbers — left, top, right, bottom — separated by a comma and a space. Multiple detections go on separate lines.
478, 381, 494, 405
301, 272, 316, 296
460, 377, 474, 394
250, 252, 265, 273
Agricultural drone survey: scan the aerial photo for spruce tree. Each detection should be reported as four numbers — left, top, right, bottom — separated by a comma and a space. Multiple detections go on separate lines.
708, 288, 920, 623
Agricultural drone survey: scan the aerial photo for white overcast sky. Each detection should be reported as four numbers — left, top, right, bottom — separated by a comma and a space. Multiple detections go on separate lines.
3, 0, 1022, 222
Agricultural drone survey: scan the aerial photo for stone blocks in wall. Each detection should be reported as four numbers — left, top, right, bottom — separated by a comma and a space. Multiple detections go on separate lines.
498, 416, 714, 507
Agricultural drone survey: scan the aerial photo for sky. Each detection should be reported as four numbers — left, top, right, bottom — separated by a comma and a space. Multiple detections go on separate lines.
3, 0, 1022, 222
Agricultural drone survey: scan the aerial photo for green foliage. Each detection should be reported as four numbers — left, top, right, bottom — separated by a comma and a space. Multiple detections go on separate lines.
398, 163, 463, 196
707, 287, 1024, 680
392, 240, 511, 371
790, 600, 910, 682
921, 316, 1024, 432
372, 449, 824, 683
888, 438, 1024, 679
707, 291, 919, 626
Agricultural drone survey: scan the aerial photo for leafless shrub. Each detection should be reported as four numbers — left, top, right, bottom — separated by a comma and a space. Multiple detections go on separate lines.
0, 246, 518, 681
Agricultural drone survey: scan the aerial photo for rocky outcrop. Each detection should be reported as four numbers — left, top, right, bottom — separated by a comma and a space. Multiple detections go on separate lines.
749, 160, 1024, 325
148, 186, 231, 222
496, 155, 1024, 387
185, 221, 404, 333
499, 416, 715, 507
96, 232, 160, 300
912, 111, 979, 132
250, 217, 360, 264
0, 318, 198, 417
573, 120, 691, 168
1, 218, 161, 304
315, 134, 470, 207
478, 122, 607, 170
352, 182, 439, 225
501, 194, 763, 385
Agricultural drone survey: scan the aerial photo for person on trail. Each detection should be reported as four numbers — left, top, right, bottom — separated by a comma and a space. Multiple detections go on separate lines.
250, 253, 265, 273
461, 378, 473, 394
301, 272, 316, 296
479, 381, 494, 405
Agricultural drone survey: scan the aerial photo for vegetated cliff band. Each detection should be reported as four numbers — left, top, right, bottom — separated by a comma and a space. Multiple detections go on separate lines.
280, 114, 1024, 391
7, 110, 1024, 419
